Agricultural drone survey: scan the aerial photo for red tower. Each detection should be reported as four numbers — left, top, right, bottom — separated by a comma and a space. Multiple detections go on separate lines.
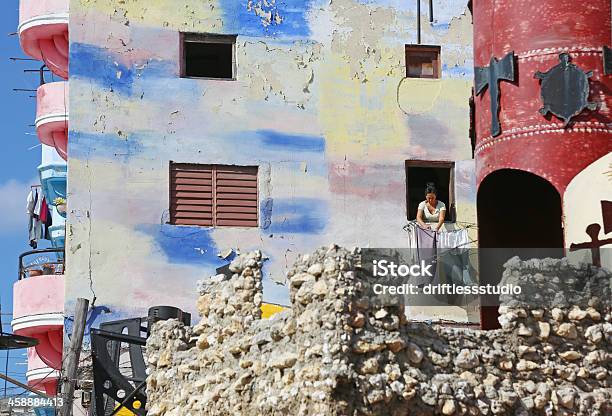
472, 0, 611, 328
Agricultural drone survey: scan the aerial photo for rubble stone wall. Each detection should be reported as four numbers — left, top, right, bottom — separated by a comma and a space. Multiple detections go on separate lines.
146, 247, 611, 416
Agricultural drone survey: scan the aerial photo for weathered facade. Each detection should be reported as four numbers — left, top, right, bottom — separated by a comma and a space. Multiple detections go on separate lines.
66, 0, 475, 324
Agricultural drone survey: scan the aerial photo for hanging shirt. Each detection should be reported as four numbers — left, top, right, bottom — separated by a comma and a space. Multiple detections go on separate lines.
26, 189, 37, 215
418, 200, 446, 223
437, 229, 469, 250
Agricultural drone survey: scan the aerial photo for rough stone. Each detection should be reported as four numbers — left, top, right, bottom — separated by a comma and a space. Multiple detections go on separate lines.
146, 248, 612, 416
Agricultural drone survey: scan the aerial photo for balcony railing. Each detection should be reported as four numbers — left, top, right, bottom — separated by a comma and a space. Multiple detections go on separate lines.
18, 248, 64, 280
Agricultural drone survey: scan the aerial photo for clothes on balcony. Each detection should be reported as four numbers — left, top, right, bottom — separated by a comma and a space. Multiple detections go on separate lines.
437, 228, 469, 250
26, 188, 51, 248
405, 223, 475, 306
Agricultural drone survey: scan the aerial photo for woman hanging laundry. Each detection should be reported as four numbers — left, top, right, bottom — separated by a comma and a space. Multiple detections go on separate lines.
416, 183, 446, 232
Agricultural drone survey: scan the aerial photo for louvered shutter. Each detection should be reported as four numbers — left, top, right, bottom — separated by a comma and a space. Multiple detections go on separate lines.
170, 163, 258, 227
215, 166, 258, 227
170, 163, 214, 226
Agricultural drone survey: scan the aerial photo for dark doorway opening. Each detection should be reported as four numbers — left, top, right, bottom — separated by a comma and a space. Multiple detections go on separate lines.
477, 169, 564, 329
406, 161, 455, 222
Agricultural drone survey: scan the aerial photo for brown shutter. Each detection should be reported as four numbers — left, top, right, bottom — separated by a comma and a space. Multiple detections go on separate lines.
170, 163, 258, 227
215, 166, 258, 227
170, 163, 214, 226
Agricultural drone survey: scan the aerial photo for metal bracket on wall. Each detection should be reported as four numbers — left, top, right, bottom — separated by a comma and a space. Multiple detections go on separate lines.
604, 46, 612, 75
535, 53, 597, 127
475, 52, 516, 137
91, 319, 148, 416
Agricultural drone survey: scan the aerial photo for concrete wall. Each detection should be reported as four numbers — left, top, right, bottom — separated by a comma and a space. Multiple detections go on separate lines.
66, 0, 475, 325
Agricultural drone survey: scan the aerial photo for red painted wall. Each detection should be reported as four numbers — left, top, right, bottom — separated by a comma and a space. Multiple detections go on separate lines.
473, 0, 612, 194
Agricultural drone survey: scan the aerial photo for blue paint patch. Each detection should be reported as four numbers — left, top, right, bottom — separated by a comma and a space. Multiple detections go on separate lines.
219, 0, 314, 38
136, 224, 221, 267
70, 43, 174, 96
442, 63, 474, 78
269, 198, 327, 234
260, 198, 274, 229
257, 130, 325, 153
69, 130, 145, 161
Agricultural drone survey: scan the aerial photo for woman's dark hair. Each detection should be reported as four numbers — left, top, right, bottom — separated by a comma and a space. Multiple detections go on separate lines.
425, 182, 437, 195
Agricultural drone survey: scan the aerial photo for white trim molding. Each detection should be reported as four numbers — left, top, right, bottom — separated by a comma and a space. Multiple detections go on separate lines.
11, 313, 64, 332
18, 14, 69, 34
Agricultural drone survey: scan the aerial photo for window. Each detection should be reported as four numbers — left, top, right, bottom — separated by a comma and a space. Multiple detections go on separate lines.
405, 161, 455, 221
181, 33, 236, 79
170, 163, 258, 227
405, 45, 441, 79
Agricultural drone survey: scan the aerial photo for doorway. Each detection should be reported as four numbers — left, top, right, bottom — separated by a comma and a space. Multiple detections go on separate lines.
477, 169, 564, 329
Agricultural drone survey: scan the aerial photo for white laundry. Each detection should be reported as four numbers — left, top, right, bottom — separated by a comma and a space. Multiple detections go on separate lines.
437, 228, 469, 250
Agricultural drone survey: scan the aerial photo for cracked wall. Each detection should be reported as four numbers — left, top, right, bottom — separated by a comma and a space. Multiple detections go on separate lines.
66, 0, 475, 328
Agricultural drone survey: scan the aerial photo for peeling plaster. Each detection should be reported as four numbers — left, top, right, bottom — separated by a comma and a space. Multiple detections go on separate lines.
67, 0, 475, 318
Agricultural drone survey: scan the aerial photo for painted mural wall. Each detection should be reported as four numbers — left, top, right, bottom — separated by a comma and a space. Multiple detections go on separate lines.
565, 152, 612, 271
66, 0, 475, 325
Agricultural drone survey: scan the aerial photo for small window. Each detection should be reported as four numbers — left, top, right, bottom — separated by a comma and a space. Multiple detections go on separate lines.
170, 163, 258, 227
405, 45, 441, 79
181, 33, 236, 79
405, 160, 455, 221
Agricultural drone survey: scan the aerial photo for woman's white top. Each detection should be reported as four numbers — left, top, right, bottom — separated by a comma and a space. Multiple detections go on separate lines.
418, 200, 446, 222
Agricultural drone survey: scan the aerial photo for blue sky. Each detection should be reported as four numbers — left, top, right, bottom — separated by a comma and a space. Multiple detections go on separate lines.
0, 0, 63, 394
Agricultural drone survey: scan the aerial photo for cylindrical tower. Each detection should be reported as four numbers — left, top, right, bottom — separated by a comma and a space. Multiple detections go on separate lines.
474, 0, 611, 194
473, 0, 611, 329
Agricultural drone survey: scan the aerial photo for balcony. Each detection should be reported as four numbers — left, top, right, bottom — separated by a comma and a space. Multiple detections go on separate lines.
11, 249, 65, 371
36, 81, 68, 161
26, 348, 60, 396
18, 0, 69, 79
39, 144, 67, 248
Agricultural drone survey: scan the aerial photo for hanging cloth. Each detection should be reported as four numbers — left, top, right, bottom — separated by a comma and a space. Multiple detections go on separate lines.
437, 229, 469, 250
27, 188, 44, 248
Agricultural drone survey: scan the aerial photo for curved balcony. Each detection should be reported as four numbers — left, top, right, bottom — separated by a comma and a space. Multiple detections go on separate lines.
36, 82, 68, 161
18, 0, 69, 79
39, 144, 67, 248
12, 249, 65, 371
26, 348, 60, 396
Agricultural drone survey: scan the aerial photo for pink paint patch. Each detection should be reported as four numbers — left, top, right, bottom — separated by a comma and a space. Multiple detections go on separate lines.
329, 161, 405, 203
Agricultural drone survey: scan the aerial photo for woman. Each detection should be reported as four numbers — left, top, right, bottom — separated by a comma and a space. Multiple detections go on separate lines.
416, 183, 446, 232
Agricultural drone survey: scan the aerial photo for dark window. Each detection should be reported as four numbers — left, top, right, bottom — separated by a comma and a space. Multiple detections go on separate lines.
405, 45, 441, 78
170, 163, 258, 227
405, 160, 455, 221
181, 33, 236, 79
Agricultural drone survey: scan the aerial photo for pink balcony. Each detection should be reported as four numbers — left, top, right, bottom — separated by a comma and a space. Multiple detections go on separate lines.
36, 81, 68, 160
26, 348, 59, 396
12, 274, 64, 371
18, 0, 69, 79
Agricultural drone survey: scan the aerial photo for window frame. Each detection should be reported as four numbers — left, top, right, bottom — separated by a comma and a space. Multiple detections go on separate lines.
180, 33, 238, 81
169, 162, 259, 228
405, 160, 456, 222
405, 44, 441, 79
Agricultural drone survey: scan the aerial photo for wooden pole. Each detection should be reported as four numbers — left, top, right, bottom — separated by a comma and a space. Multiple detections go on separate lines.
0, 372, 52, 399
59, 298, 89, 416
417, 0, 421, 44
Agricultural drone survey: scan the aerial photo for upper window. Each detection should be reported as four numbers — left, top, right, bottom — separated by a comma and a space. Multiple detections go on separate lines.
405, 160, 455, 221
170, 163, 258, 227
405, 45, 441, 79
181, 33, 236, 80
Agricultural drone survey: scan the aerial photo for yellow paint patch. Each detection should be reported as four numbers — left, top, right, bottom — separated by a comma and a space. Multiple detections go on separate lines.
76, 0, 223, 31
261, 303, 287, 318
318, 52, 409, 159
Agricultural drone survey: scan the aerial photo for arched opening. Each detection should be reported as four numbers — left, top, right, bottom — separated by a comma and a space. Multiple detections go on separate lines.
477, 169, 564, 329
